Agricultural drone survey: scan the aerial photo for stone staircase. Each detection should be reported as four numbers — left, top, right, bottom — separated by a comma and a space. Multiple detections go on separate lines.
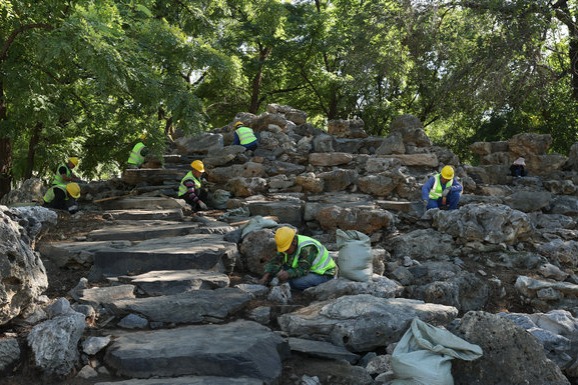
40, 192, 292, 384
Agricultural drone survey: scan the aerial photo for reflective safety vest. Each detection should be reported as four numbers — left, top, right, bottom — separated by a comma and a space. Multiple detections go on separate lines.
127, 142, 146, 166
283, 235, 336, 275
43, 185, 67, 203
52, 163, 71, 186
235, 126, 257, 145
178, 171, 202, 196
428, 174, 453, 200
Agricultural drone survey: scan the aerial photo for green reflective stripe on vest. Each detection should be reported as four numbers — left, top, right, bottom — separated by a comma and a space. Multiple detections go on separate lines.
52, 163, 71, 186
43, 185, 66, 203
178, 171, 202, 196
127, 142, 145, 166
235, 126, 257, 145
429, 174, 453, 200
284, 235, 335, 275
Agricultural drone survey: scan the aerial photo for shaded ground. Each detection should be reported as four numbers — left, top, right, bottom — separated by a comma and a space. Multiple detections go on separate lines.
0, 209, 533, 385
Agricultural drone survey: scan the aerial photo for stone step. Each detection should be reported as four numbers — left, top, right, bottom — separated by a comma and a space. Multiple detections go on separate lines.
102, 209, 184, 221
115, 269, 230, 296
87, 221, 235, 242
103, 287, 252, 324
88, 234, 237, 281
96, 196, 183, 211
95, 376, 266, 384
121, 168, 185, 185
102, 320, 288, 381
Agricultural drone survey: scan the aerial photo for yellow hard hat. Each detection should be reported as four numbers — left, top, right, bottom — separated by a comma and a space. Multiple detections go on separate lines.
191, 160, 205, 173
68, 157, 79, 167
441, 165, 454, 179
234, 121, 244, 128
275, 227, 297, 252
66, 182, 81, 199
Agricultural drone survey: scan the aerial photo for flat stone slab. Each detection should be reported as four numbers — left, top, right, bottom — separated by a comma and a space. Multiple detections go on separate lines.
102, 209, 183, 221
288, 337, 359, 363
39, 240, 133, 268
87, 221, 235, 242
89, 234, 237, 280
72, 284, 136, 306
103, 320, 288, 380
278, 295, 458, 352
116, 269, 230, 296
98, 196, 184, 210
121, 168, 184, 186
95, 377, 266, 385
103, 287, 252, 324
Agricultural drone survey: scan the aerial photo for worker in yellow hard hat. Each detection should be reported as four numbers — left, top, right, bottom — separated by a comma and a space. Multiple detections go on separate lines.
43, 182, 81, 214
258, 226, 336, 290
421, 165, 463, 210
178, 160, 209, 211
52, 157, 82, 186
232, 121, 258, 151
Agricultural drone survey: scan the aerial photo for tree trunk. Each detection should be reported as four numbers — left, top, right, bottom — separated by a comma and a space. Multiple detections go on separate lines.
0, 138, 12, 200
570, 38, 578, 100
249, 46, 271, 114
0, 79, 12, 200
24, 122, 43, 179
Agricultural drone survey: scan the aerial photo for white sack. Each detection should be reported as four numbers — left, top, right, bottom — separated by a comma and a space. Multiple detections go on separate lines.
336, 229, 372, 282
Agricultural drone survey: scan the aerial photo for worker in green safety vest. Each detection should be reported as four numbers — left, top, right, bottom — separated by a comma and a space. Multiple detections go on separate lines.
232, 121, 258, 151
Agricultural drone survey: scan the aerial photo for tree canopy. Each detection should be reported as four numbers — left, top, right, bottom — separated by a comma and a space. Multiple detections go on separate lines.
1, 0, 578, 197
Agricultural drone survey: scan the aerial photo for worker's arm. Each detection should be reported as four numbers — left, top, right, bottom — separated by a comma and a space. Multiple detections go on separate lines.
183, 180, 201, 202
421, 176, 435, 201
233, 132, 240, 146
449, 179, 463, 193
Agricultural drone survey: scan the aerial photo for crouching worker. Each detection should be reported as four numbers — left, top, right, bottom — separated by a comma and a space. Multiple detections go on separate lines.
259, 227, 336, 290
178, 160, 209, 211
43, 182, 81, 214
421, 165, 463, 210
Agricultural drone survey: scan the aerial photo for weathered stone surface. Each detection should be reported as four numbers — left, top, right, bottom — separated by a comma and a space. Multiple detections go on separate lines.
27, 312, 86, 377
450, 311, 570, 385
314, 206, 395, 235
308, 152, 354, 166
89, 234, 237, 280
103, 288, 252, 324
117, 269, 230, 296
277, 295, 458, 352
429, 204, 533, 245
0, 208, 48, 325
104, 320, 288, 380
381, 153, 439, 167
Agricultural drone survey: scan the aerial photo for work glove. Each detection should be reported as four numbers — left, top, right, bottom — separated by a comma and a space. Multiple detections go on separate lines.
422, 199, 428, 208
198, 201, 208, 211
442, 187, 450, 198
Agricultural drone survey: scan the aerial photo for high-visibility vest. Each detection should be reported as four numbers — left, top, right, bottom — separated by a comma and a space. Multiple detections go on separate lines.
52, 163, 71, 186
428, 174, 453, 200
43, 185, 67, 203
127, 142, 146, 166
235, 126, 257, 145
178, 171, 202, 196
282, 235, 336, 275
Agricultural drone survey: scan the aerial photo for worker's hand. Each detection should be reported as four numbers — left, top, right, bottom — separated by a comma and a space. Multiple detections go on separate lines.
198, 201, 208, 211
442, 188, 450, 197
441, 197, 447, 206
277, 270, 289, 282
422, 199, 428, 208
258, 273, 270, 285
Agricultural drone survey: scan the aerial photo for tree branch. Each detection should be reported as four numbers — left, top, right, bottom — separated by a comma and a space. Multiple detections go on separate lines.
0, 23, 53, 61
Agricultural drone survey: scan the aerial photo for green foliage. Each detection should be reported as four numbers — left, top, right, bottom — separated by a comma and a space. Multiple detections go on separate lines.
2, 0, 578, 191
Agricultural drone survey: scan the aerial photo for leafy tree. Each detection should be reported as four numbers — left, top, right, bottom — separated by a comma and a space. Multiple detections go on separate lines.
0, 0, 231, 198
